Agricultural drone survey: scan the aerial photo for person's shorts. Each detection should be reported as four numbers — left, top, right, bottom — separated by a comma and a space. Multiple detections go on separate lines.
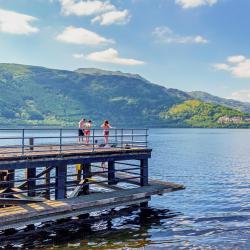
78, 129, 84, 136
104, 130, 109, 136
85, 130, 90, 135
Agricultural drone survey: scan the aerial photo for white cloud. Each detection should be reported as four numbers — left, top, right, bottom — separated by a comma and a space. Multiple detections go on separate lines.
56, 26, 114, 45
176, 0, 218, 9
86, 48, 145, 65
227, 55, 246, 64
0, 8, 39, 35
91, 9, 130, 26
73, 53, 84, 58
229, 90, 250, 102
214, 55, 250, 78
60, 0, 115, 16
59, 0, 130, 26
153, 26, 208, 44
214, 63, 230, 71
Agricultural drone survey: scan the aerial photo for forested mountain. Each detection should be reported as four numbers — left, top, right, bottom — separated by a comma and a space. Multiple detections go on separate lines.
0, 63, 249, 128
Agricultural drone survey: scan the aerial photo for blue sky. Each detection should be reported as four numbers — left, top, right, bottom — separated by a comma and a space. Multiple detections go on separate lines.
0, 0, 250, 101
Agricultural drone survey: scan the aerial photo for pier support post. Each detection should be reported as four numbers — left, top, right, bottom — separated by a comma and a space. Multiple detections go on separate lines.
26, 168, 36, 197
45, 167, 51, 199
82, 163, 91, 194
108, 161, 116, 185
0, 171, 8, 189
7, 170, 15, 188
140, 159, 148, 186
55, 164, 67, 200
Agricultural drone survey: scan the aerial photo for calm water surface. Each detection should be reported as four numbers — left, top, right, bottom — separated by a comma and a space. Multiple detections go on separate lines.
1, 128, 250, 249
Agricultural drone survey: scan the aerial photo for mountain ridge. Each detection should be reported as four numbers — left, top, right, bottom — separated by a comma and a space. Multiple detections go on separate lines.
0, 63, 249, 128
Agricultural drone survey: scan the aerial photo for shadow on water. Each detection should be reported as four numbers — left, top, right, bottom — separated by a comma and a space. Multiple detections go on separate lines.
0, 205, 181, 249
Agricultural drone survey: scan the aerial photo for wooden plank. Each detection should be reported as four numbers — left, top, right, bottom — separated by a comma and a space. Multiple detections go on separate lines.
0, 182, 178, 230
96, 171, 185, 191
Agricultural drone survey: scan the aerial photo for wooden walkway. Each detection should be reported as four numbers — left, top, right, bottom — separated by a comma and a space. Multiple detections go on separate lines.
0, 180, 184, 231
0, 144, 143, 160
0, 128, 185, 231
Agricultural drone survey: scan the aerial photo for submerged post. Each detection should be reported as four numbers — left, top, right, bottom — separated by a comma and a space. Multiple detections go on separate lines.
140, 159, 148, 186
55, 164, 67, 200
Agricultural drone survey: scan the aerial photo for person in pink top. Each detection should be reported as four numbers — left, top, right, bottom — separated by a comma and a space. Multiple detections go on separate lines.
84, 120, 92, 144
101, 120, 112, 145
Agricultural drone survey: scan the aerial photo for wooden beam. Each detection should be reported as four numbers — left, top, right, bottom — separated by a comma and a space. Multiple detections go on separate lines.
0, 197, 44, 205
0, 149, 152, 170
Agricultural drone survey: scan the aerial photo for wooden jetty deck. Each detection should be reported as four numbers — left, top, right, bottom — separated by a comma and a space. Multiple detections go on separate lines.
0, 128, 185, 231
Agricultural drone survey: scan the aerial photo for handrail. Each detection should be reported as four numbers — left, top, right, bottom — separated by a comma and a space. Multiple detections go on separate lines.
0, 128, 149, 156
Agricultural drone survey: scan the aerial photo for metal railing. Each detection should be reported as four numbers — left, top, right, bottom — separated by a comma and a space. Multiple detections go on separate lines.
0, 128, 148, 157
0, 160, 147, 200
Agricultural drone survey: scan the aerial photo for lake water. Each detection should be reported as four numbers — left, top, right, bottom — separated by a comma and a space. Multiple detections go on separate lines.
1, 129, 250, 249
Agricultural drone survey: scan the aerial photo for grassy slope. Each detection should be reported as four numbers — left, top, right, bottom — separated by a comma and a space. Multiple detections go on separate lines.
160, 100, 249, 128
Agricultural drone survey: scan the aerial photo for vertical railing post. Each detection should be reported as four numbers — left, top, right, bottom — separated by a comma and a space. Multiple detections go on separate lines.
22, 129, 25, 155
132, 129, 134, 148
115, 129, 117, 146
92, 129, 95, 152
59, 128, 62, 153
121, 129, 124, 148
145, 129, 148, 148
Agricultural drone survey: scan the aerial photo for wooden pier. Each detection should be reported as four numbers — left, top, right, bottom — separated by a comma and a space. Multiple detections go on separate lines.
0, 128, 184, 231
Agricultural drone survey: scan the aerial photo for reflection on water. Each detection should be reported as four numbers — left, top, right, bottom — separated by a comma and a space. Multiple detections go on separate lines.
0, 205, 179, 249
1, 128, 250, 249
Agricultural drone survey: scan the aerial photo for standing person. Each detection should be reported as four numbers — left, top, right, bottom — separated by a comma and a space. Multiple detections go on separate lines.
78, 118, 85, 143
84, 120, 92, 145
101, 120, 112, 145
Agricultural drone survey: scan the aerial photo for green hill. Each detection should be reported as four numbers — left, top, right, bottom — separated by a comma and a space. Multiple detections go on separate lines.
0, 63, 249, 128
189, 91, 250, 114
160, 100, 250, 128
0, 63, 189, 127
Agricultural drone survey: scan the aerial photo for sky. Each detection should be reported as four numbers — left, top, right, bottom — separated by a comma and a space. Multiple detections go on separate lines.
0, 0, 250, 101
